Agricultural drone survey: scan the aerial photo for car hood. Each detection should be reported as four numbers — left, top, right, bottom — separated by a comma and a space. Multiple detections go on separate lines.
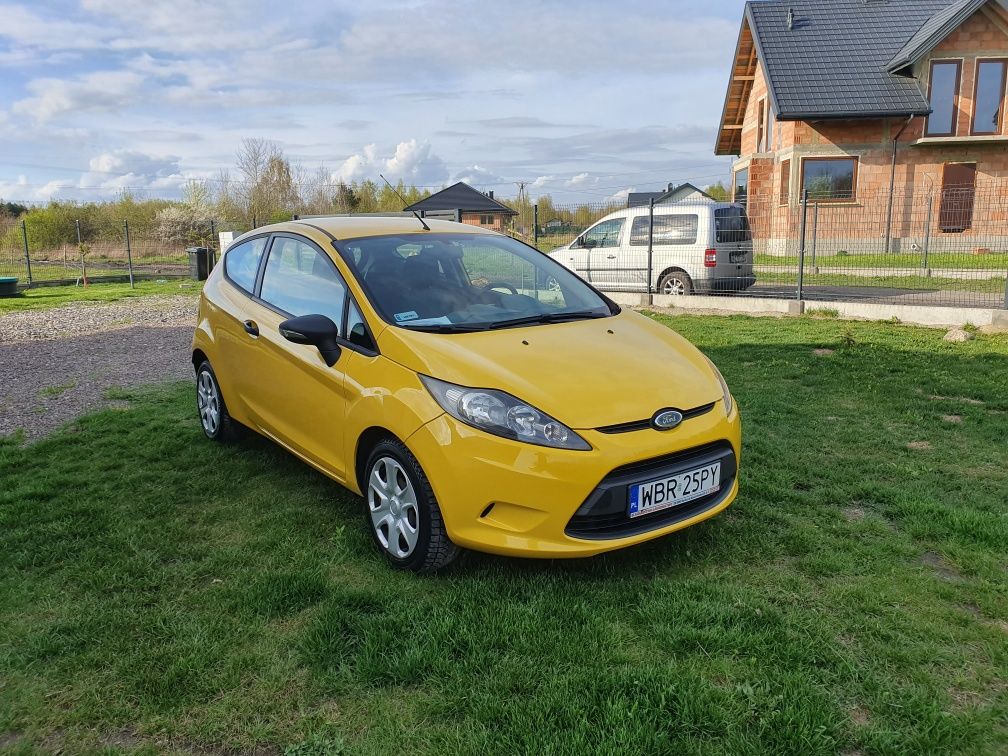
377, 310, 722, 429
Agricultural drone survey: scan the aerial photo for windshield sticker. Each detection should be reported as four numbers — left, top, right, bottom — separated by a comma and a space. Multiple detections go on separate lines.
394, 311, 419, 322
407, 316, 453, 326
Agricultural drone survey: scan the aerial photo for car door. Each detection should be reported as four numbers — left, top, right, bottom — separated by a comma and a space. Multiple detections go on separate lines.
241, 233, 361, 481
215, 234, 271, 420
577, 217, 626, 286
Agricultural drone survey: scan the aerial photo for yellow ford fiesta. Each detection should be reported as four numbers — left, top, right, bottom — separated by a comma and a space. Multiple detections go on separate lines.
192, 216, 740, 571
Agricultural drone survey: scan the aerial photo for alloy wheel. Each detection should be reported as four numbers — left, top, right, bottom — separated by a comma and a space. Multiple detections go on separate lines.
663, 277, 686, 296
368, 456, 421, 559
197, 370, 221, 436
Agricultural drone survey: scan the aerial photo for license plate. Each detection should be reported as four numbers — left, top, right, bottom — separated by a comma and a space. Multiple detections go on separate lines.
628, 462, 721, 518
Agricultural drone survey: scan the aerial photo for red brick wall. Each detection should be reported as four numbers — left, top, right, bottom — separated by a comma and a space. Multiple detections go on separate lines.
460, 212, 510, 232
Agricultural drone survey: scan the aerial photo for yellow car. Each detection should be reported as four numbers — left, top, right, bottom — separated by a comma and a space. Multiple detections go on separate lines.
192, 216, 740, 571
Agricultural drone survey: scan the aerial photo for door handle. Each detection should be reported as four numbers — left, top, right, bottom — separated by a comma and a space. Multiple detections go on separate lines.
606, 254, 617, 259
242, 320, 259, 337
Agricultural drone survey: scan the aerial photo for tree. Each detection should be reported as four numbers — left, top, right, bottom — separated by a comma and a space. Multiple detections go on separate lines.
704, 182, 730, 201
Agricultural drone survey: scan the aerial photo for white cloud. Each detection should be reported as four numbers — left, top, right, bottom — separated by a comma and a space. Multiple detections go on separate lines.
333, 140, 448, 186
79, 150, 187, 192
565, 173, 596, 189
452, 164, 503, 186
604, 187, 636, 204
13, 70, 144, 122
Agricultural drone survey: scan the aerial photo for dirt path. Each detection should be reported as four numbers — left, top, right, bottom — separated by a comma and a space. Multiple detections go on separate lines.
0, 296, 199, 440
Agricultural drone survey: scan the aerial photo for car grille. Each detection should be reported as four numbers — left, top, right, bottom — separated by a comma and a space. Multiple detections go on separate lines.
595, 402, 716, 434
565, 441, 736, 540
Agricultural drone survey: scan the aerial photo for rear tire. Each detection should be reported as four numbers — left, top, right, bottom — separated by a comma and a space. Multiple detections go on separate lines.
658, 270, 693, 296
195, 360, 241, 442
363, 438, 461, 573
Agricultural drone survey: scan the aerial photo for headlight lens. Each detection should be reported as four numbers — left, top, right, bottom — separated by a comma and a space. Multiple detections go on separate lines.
703, 355, 734, 416
421, 376, 591, 450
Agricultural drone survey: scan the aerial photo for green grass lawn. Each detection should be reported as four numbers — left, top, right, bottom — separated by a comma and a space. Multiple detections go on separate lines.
1, 316, 1006, 754
0, 280, 201, 314
756, 252, 1008, 271
754, 269, 1008, 295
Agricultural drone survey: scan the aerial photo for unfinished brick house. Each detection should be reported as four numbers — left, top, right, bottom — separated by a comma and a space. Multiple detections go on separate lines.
716, 0, 1008, 255
404, 182, 517, 233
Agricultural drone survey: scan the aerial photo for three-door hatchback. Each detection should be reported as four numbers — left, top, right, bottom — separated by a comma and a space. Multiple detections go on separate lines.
192, 216, 741, 571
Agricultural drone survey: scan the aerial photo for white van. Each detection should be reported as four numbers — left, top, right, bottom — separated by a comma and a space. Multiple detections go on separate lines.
546, 202, 755, 295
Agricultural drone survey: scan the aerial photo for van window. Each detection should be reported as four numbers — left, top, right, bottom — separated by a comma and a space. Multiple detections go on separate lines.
579, 218, 624, 248
629, 214, 698, 246
714, 207, 752, 243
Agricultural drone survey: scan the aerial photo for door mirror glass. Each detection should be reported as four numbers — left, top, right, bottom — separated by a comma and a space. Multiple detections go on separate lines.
279, 314, 342, 366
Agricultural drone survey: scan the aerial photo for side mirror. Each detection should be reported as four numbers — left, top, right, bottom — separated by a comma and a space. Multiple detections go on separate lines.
279, 314, 342, 366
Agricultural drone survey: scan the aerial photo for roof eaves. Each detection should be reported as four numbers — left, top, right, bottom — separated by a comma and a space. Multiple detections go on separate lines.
886, 0, 989, 74
778, 107, 933, 121
714, 12, 754, 156
744, 1, 782, 118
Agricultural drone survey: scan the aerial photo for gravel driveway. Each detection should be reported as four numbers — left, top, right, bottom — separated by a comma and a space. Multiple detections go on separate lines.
0, 295, 199, 440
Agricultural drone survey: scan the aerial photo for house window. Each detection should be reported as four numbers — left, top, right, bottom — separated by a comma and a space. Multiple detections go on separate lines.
756, 99, 766, 152
479, 214, 494, 225
765, 102, 774, 151
939, 162, 976, 232
801, 157, 857, 201
926, 60, 961, 136
971, 60, 1007, 135
779, 159, 791, 205
733, 167, 748, 207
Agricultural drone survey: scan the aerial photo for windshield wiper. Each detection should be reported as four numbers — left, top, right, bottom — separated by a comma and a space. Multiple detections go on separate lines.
484, 310, 609, 330
405, 322, 492, 333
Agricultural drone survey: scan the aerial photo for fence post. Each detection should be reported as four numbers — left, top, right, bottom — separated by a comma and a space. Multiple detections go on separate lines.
810, 201, 819, 268
124, 219, 135, 289
922, 194, 933, 269
75, 219, 87, 287
533, 204, 539, 248
209, 220, 217, 270
797, 190, 808, 302
21, 219, 32, 287
647, 197, 655, 294
455, 208, 462, 223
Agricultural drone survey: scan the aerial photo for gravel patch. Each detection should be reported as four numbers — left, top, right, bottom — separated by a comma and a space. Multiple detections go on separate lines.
0, 295, 199, 440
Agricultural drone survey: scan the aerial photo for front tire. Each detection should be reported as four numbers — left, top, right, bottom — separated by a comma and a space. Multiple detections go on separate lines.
195, 360, 241, 442
364, 438, 460, 572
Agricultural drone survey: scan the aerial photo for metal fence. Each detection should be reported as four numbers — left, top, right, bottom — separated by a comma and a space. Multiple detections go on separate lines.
3, 185, 1006, 309
503, 186, 1008, 309
0, 216, 250, 287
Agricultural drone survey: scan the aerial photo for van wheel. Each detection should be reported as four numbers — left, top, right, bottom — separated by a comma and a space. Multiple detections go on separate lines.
658, 271, 693, 296
364, 438, 461, 573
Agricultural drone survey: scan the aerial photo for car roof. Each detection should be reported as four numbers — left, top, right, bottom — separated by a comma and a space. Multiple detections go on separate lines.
247, 216, 500, 241
597, 202, 738, 221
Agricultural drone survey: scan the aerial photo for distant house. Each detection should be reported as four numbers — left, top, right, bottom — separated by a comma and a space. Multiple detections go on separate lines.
404, 181, 517, 232
626, 183, 714, 207
715, 0, 1008, 250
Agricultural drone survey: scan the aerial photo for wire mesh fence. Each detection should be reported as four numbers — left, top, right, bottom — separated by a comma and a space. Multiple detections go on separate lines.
2, 184, 1006, 309
504, 187, 1008, 309
0, 216, 253, 286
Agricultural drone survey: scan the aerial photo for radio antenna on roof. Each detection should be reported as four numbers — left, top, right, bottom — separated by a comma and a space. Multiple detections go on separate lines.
380, 173, 430, 231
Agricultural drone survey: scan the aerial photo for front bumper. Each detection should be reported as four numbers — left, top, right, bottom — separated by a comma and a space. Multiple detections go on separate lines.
405, 401, 741, 558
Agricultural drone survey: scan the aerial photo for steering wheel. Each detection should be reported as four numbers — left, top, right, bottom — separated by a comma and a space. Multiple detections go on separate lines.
483, 281, 519, 295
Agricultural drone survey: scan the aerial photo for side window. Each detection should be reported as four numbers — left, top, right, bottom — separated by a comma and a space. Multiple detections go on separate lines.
628, 215, 698, 246
224, 237, 268, 293
580, 218, 624, 248
345, 299, 376, 351
259, 236, 346, 324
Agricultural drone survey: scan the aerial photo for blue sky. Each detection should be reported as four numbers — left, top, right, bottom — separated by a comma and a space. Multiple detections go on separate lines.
0, 0, 744, 204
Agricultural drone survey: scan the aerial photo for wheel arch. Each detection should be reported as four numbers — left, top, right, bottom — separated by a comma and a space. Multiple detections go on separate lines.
354, 426, 401, 494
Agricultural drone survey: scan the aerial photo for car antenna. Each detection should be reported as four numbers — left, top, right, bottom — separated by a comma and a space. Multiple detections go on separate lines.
380, 173, 430, 231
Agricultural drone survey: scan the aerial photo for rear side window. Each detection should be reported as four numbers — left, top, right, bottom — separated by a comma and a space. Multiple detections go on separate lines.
224, 237, 268, 293
629, 214, 698, 246
714, 207, 752, 243
259, 236, 346, 324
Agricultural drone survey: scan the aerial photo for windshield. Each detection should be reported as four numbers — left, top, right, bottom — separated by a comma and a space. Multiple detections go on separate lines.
337, 233, 614, 332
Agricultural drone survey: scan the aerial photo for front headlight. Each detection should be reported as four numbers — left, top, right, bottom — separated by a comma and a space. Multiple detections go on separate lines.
703, 355, 734, 416
420, 375, 591, 451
